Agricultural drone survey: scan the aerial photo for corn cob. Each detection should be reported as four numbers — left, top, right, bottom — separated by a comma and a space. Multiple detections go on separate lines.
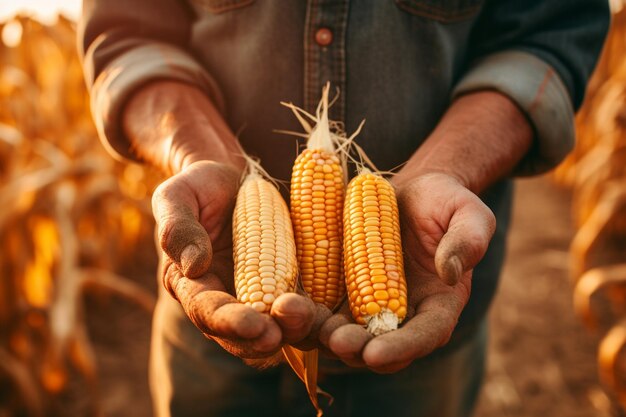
280, 83, 350, 417
287, 83, 347, 310
233, 164, 298, 313
343, 168, 407, 335
290, 149, 345, 309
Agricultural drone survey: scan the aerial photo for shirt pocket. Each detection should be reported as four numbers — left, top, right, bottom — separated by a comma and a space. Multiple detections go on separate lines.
191, 0, 256, 14
394, 0, 483, 23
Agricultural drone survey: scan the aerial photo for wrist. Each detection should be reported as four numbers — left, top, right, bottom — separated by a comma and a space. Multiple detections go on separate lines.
179, 159, 242, 187
123, 80, 245, 175
161, 122, 246, 175
393, 91, 532, 194
393, 172, 466, 199
392, 169, 468, 193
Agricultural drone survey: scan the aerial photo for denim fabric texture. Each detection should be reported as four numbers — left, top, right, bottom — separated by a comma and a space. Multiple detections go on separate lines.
79, 1, 610, 416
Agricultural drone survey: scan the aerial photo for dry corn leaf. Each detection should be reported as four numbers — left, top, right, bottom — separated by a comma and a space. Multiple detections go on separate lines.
281, 346, 332, 417
0, 15, 159, 416
0, 346, 44, 417
575, 264, 626, 328
570, 183, 626, 279
599, 319, 626, 409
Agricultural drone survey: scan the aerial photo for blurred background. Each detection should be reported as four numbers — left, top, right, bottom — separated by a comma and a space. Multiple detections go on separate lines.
1, 1, 626, 417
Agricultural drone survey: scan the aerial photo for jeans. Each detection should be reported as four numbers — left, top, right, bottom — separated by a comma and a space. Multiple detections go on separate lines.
149, 287, 488, 417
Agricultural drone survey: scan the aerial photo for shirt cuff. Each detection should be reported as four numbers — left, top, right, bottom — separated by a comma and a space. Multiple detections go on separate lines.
452, 50, 575, 176
90, 42, 225, 162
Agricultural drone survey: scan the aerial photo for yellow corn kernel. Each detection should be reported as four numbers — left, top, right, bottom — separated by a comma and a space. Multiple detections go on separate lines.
343, 170, 407, 335
291, 148, 345, 309
233, 172, 298, 313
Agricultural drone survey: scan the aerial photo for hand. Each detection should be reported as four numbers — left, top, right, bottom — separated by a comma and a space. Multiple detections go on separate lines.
152, 161, 327, 359
320, 173, 495, 372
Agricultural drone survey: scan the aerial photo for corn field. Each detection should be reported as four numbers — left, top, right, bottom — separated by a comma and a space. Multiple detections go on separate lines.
1, 6, 626, 417
0, 16, 160, 416
553, 6, 626, 411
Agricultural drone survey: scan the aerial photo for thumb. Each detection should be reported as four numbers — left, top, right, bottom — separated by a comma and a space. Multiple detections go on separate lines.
152, 178, 212, 278
434, 195, 495, 286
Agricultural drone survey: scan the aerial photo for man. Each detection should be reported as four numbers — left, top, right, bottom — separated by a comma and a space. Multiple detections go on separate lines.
79, 1, 609, 416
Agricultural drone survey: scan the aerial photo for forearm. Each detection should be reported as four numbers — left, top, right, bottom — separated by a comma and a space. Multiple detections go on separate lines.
392, 91, 533, 194
122, 80, 246, 175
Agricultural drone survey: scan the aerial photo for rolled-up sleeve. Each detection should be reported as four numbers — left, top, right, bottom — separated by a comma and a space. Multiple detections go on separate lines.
453, 0, 610, 175
88, 43, 224, 160
453, 50, 575, 175
78, 0, 224, 161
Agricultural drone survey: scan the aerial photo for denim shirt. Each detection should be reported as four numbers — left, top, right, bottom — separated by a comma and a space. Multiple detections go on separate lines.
79, 0, 609, 348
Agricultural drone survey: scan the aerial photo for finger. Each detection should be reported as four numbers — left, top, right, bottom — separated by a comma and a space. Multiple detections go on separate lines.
362, 298, 461, 372
182, 162, 240, 225
327, 324, 371, 367
270, 293, 320, 344
318, 301, 353, 347
152, 178, 212, 278
319, 302, 372, 365
300, 301, 333, 350
172, 272, 282, 352
435, 197, 495, 285
210, 303, 276, 340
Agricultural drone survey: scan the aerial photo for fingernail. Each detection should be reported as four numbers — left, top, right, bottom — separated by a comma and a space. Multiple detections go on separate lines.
181, 244, 200, 275
444, 255, 463, 286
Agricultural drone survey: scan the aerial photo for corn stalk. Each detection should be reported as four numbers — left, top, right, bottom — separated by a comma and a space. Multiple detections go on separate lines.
0, 15, 161, 416
554, 7, 626, 410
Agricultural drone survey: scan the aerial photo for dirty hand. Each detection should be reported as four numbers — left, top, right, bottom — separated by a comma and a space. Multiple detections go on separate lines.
152, 161, 324, 358
320, 172, 495, 372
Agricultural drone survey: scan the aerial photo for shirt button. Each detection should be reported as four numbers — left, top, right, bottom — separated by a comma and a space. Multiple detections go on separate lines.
315, 27, 333, 46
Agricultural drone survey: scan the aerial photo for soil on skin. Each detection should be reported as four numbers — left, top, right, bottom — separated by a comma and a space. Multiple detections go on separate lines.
63, 176, 623, 417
